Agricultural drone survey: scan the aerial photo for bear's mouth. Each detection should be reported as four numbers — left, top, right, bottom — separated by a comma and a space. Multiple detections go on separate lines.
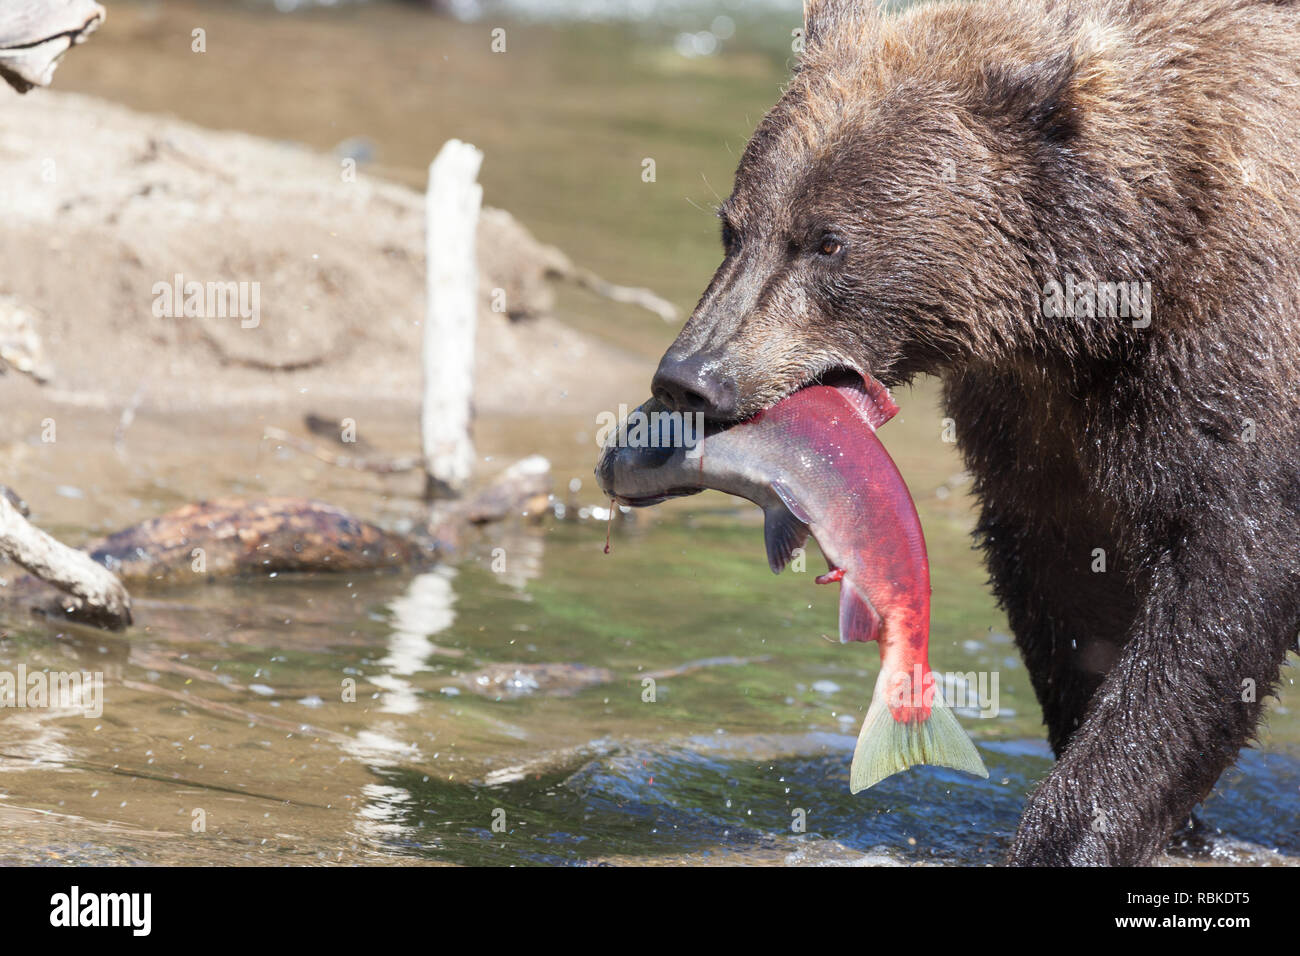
761, 365, 899, 433
709, 365, 877, 430
800, 365, 871, 410
599, 366, 900, 509
807, 365, 865, 392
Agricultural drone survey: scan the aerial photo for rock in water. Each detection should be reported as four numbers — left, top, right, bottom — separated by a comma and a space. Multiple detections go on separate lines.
85, 497, 427, 584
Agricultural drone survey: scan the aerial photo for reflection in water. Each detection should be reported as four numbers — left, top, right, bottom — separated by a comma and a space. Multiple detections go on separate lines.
0, 710, 76, 774
355, 783, 423, 846
344, 730, 423, 767
371, 568, 459, 715
344, 726, 425, 851
349, 568, 460, 849
484, 527, 546, 592
0, 652, 116, 774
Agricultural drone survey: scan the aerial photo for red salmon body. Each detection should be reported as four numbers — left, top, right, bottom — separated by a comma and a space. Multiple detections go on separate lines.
596, 374, 987, 790
740, 382, 935, 722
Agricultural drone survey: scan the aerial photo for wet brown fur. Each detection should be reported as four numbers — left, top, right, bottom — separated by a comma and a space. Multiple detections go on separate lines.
660, 0, 1300, 864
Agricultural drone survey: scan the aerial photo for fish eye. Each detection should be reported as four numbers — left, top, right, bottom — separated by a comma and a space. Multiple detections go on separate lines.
817, 235, 844, 257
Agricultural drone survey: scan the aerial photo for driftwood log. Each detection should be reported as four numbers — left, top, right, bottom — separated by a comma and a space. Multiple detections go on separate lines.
0, 1, 105, 93
423, 139, 484, 499
0, 494, 131, 629
0, 1, 122, 625
3, 456, 552, 630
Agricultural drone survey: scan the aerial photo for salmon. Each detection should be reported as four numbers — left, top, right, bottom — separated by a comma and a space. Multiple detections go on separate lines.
594, 374, 987, 790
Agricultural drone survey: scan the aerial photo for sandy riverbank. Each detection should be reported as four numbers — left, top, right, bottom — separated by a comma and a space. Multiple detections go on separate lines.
0, 89, 654, 420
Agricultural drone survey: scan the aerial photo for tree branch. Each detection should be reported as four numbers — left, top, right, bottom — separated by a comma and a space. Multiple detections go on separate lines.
0, 1, 106, 93
0, 494, 131, 629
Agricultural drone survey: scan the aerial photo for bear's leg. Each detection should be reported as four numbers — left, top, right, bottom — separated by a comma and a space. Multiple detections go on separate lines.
1006, 534, 1296, 865
975, 506, 1139, 756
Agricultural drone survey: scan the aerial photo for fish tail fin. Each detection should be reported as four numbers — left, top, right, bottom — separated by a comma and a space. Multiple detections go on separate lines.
849, 670, 989, 792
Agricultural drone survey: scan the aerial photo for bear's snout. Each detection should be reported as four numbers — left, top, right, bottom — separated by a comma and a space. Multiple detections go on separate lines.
651, 349, 738, 421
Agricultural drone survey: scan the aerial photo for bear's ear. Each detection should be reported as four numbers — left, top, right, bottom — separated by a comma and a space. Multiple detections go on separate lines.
981, 51, 1081, 145
803, 0, 880, 51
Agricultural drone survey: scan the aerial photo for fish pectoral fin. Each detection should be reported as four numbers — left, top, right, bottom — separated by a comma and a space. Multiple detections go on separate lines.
762, 503, 810, 574
838, 578, 882, 644
769, 479, 811, 524
849, 674, 990, 792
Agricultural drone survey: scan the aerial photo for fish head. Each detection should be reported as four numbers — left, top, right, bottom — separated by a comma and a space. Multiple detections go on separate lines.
594, 396, 709, 506
596, 371, 899, 504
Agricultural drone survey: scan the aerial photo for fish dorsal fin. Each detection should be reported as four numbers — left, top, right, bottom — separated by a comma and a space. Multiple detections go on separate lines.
762, 503, 809, 575
838, 577, 882, 645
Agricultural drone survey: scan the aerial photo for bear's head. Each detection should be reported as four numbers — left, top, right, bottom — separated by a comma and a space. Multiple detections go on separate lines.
652, 0, 1150, 420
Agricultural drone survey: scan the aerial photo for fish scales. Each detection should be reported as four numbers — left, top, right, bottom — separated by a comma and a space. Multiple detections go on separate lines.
595, 375, 987, 790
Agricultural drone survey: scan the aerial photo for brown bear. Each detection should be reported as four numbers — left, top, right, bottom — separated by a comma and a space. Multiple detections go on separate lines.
647, 0, 1300, 864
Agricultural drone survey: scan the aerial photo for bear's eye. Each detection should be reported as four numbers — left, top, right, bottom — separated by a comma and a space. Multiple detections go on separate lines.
817, 236, 844, 257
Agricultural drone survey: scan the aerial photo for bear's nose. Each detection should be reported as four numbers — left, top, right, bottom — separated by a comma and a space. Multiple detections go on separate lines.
651, 351, 738, 419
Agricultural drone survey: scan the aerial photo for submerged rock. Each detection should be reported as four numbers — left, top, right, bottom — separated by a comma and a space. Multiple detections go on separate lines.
84, 497, 427, 584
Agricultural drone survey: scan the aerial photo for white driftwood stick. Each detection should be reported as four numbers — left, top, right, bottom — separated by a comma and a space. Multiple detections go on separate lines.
0, 494, 131, 628
422, 139, 484, 499
0, 1, 106, 93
